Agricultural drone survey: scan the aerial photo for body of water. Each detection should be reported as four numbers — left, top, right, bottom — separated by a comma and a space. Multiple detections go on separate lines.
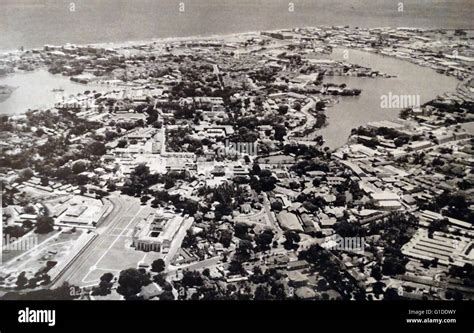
0, 69, 104, 115
317, 48, 459, 148
0, 0, 473, 52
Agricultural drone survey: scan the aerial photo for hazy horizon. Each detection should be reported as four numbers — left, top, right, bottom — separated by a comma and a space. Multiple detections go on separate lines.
0, 0, 473, 51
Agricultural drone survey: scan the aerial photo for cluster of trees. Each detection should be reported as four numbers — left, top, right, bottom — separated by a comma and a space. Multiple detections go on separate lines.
91, 273, 114, 296
274, 124, 287, 141
0, 115, 15, 132
196, 182, 249, 219
234, 222, 253, 241
35, 216, 55, 234
351, 126, 412, 147
117, 268, 151, 300
84, 140, 107, 157
151, 259, 165, 273
16, 261, 55, 290
151, 190, 199, 216
121, 164, 160, 197
4, 220, 34, 239
283, 143, 325, 158
182, 221, 233, 252
0, 147, 33, 170
234, 126, 258, 142
167, 64, 235, 104
4, 103, 107, 173
167, 129, 203, 153
1, 282, 79, 300
314, 112, 327, 129
35, 163, 91, 188
11, 140, 106, 189
427, 218, 449, 237
449, 264, 474, 288
249, 67, 279, 84
299, 244, 365, 300
181, 229, 199, 249
283, 230, 301, 250
174, 266, 300, 300
255, 229, 275, 251
297, 193, 326, 214
251, 268, 289, 300
225, 114, 288, 142
291, 158, 330, 176
24, 108, 105, 161
249, 165, 278, 193
333, 221, 366, 238
224, 227, 275, 266
29, 109, 100, 137
422, 191, 473, 223
368, 213, 417, 276
382, 247, 409, 276
427, 99, 472, 116
174, 104, 197, 120
234, 239, 254, 262
181, 270, 204, 287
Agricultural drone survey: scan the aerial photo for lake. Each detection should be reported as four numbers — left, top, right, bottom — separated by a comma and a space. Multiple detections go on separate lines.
0, 69, 104, 115
316, 48, 459, 148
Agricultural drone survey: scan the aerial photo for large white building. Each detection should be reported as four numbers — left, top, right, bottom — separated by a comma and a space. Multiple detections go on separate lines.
132, 209, 185, 253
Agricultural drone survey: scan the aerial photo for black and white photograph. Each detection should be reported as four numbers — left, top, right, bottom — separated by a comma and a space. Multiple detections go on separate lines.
0, 0, 473, 330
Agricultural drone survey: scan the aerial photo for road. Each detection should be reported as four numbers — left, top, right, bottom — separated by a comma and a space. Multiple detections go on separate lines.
168, 256, 221, 274
286, 98, 317, 141
163, 216, 194, 267
262, 192, 279, 231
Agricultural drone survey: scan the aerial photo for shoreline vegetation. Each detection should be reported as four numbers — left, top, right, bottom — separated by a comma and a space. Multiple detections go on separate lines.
0, 84, 17, 102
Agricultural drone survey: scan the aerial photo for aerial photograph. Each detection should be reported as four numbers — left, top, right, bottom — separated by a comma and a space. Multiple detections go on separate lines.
0, 0, 473, 329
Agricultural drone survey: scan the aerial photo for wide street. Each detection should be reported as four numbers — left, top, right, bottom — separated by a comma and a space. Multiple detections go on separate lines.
52, 194, 153, 288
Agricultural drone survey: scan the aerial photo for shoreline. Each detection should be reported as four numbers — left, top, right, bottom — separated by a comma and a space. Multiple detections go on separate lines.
0, 28, 280, 56
1, 26, 471, 56
0, 84, 17, 103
